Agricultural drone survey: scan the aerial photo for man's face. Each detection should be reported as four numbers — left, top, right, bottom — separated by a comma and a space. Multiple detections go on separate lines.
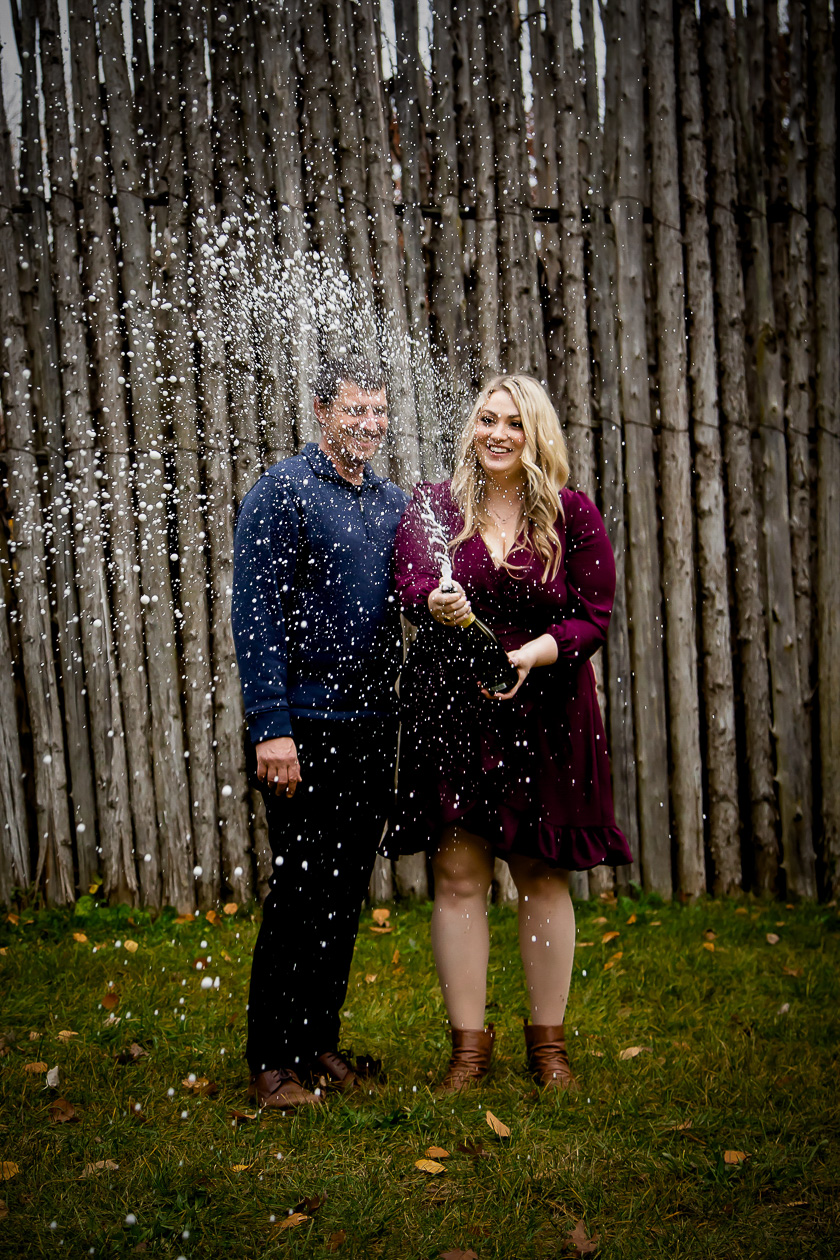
315, 380, 389, 471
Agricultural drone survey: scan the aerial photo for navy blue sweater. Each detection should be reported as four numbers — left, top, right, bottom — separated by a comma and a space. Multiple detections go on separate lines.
232, 444, 409, 742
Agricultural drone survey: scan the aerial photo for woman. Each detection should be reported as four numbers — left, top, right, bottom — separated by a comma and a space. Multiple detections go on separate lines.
386, 375, 632, 1094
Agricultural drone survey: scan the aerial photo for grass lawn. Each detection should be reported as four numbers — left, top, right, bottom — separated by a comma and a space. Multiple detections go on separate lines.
0, 892, 838, 1259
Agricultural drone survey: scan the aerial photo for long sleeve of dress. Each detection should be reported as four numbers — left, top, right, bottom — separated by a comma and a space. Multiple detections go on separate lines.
232, 474, 300, 741
546, 490, 616, 665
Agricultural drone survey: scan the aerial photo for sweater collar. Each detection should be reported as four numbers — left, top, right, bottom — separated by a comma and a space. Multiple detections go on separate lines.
302, 442, 387, 489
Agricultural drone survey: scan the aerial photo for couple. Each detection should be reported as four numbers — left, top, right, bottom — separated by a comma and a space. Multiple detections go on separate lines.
231, 356, 631, 1111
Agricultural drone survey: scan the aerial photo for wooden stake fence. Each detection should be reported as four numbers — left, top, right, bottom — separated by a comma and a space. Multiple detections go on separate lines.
0, 0, 837, 908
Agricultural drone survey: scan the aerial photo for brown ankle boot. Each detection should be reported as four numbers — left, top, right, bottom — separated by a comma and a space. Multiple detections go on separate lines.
524, 1020, 579, 1091
435, 1025, 495, 1094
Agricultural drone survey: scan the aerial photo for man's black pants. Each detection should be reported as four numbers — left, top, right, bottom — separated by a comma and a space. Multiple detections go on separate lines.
246, 715, 397, 1075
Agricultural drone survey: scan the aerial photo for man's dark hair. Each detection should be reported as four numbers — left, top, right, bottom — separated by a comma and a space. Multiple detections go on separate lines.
313, 356, 387, 408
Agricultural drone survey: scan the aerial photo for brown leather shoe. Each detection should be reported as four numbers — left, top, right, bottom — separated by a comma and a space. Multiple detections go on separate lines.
435, 1025, 495, 1095
248, 1068, 323, 1111
309, 1049, 376, 1093
524, 1020, 579, 1091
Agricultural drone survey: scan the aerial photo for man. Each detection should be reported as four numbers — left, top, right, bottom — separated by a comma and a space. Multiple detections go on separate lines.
232, 356, 408, 1110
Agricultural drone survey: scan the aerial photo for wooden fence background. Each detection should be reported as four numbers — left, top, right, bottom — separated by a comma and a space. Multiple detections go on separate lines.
0, 0, 837, 910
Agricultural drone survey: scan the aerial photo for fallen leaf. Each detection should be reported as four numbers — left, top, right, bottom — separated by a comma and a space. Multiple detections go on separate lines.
228, 1109, 257, 1127
23, 1061, 48, 1074
415, 1159, 447, 1175
0, 1163, 18, 1181
57, 1030, 78, 1043
28, 1031, 41, 1041
46, 1066, 60, 1089
618, 1046, 652, 1060
48, 1097, 78, 1124
782, 1200, 808, 1208
626, 913, 637, 925
181, 1076, 217, 1096
221, 951, 233, 962
601, 930, 620, 944
703, 942, 715, 952
114, 1043, 148, 1065
6, 914, 18, 925
567, 1217, 599, 1256
72, 932, 88, 944
777, 1002, 790, 1015
766, 933, 780, 945
650, 920, 662, 926
372, 908, 390, 925
101, 991, 119, 1011
576, 941, 594, 948
593, 916, 608, 925
440, 1251, 479, 1260
735, 906, 748, 915
294, 1192, 327, 1214
192, 956, 210, 971
365, 974, 378, 984
775, 920, 786, 927
277, 1212, 309, 1230
223, 902, 238, 915
672, 1041, 691, 1051
0, 947, 7, 956
589, 1049, 604, 1057
173, 914, 194, 925
426, 1146, 450, 1159
783, 966, 803, 977
391, 948, 400, 965
676, 1119, 692, 1130
81, 1160, 119, 1177
231, 1159, 258, 1172
723, 1150, 750, 1164
370, 925, 392, 934
485, 1110, 511, 1138
457, 1140, 491, 1159
123, 940, 138, 954
327, 1232, 346, 1252
206, 910, 221, 927
103, 1013, 121, 1028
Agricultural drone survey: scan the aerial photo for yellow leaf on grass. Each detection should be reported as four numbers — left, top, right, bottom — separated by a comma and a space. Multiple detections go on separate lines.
0, 947, 7, 956
415, 1159, 446, 1175
626, 913, 637, 925
372, 908, 390, 925
724, 1150, 750, 1164
206, 910, 221, 927
425, 1146, 450, 1159
24, 1062, 48, 1074
0, 1163, 18, 1181
6, 914, 19, 925
766, 933, 780, 945
173, 914, 194, 925
593, 916, 608, 925
485, 1110, 511, 1138
703, 942, 715, 952
650, 920, 662, 927
81, 1160, 119, 1177
576, 940, 594, 948
57, 1031, 78, 1043
619, 1046, 652, 1061
223, 902, 238, 916
365, 974, 378, 984
601, 930, 620, 944
123, 940, 138, 954
231, 1160, 258, 1172
735, 906, 748, 915
277, 1212, 309, 1230
72, 932, 88, 943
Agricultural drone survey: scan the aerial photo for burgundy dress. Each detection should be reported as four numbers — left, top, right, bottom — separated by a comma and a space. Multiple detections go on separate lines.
384, 481, 632, 871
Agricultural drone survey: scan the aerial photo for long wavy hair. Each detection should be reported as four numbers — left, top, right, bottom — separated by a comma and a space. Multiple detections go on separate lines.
450, 374, 570, 582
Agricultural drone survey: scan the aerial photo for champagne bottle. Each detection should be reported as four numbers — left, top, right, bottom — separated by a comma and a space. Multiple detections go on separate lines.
441, 580, 520, 695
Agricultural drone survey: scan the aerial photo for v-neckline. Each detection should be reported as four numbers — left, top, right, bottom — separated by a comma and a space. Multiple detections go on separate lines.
477, 526, 522, 571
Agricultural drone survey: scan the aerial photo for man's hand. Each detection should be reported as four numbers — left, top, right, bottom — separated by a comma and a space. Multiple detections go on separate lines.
255, 736, 302, 797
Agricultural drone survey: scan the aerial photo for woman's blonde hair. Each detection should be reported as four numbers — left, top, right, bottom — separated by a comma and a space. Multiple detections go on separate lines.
450, 374, 570, 581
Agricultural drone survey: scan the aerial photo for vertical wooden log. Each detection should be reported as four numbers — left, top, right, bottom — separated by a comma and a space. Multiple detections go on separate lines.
677, 0, 740, 893
811, 0, 840, 893
99, 0, 195, 913
734, 0, 815, 898
130, 0, 157, 185
611, 0, 671, 897
700, 0, 777, 890
352, 0, 421, 488
38, 0, 137, 901
154, 0, 221, 906
581, 0, 640, 882
69, 0, 162, 905
0, 553, 29, 895
645, 0, 705, 896
14, 0, 98, 882
299, 0, 345, 313
0, 68, 75, 905
430, 0, 467, 389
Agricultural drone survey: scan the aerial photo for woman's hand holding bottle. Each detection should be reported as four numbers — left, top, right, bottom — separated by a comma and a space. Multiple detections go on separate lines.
428, 581, 472, 627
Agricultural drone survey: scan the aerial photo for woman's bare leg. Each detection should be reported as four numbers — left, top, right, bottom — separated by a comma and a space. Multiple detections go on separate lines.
430, 826, 495, 1029
507, 856, 575, 1025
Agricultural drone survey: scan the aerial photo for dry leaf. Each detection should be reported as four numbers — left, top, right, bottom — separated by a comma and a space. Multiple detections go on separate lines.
82, 1160, 119, 1177
735, 906, 748, 915
783, 966, 803, 977
415, 1159, 446, 1175
372, 908, 390, 925
294, 1192, 327, 1215
601, 930, 620, 944
576, 941, 594, 948
228, 1109, 257, 1128
220, 902, 237, 917
102, 1013, 121, 1028
426, 1146, 450, 1159
57, 1031, 78, 1043
365, 974, 378, 984
24, 1061, 48, 1074
457, 1140, 491, 1159
391, 949, 400, 966
174, 914, 194, 925
46, 1066, 60, 1089
328, 1231, 346, 1252
231, 1159, 258, 1172
703, 942, 715, 952
28, 1031, 41, 1041
567, 1218, 599, 1256
72, 932, 88, 944
101, 991, 119, 1011
48, 1097, 78, 1124
182, 1076, 217, 1095
703, 928, 717, 941
6, 914, 19, 926
115, 1043, 148, 1065
723, 1150, 750, 1165
0, 948, 7, 956
123, 940, 138, 954
0, 1163, 18, 1181
766, 933, 780, 945
277, 1212, 309, 1230
618, 1046, 652, 1060
485, 1110, 511, 1138
626, 913, 637, 925
206, 910, 221, 927
370, 924, 392, 934
593, 916, 608, 925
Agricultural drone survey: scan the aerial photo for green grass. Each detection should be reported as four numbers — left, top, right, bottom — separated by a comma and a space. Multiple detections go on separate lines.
0, 893, 838, 1259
